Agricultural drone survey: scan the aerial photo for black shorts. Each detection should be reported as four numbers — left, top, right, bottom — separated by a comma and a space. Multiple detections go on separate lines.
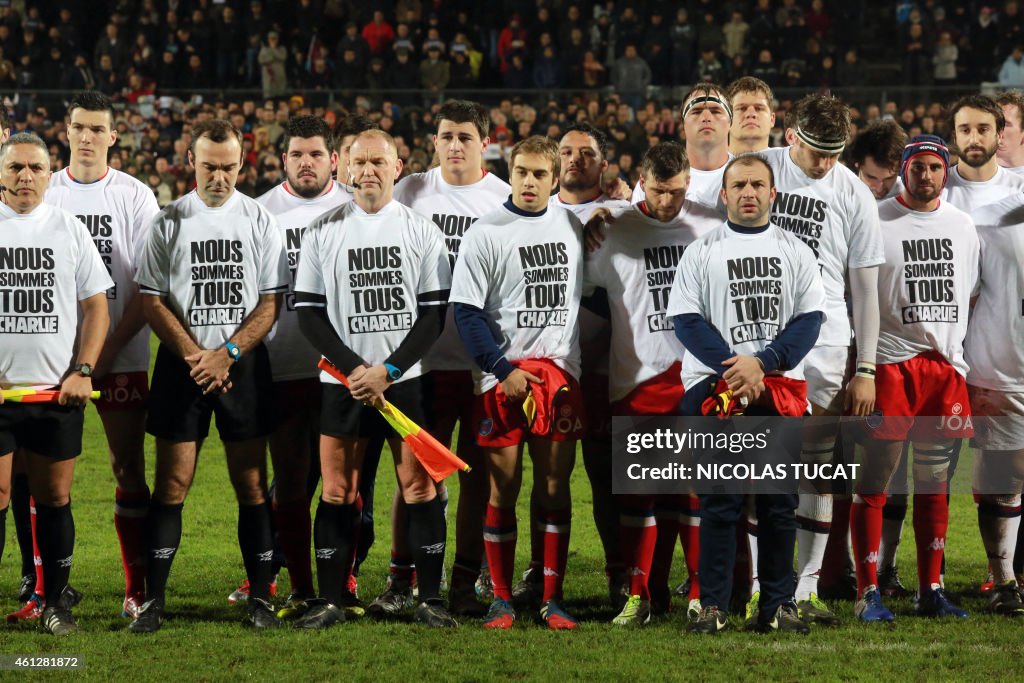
0, 400, 85, 460
146, 343, 274, 443
271, 378, 322, 425
320, 376, 427, 440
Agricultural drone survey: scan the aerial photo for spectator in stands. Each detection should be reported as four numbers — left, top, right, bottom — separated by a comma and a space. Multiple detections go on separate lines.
95, 53, 119, 95
420, 43, 450, 95
338, 22, 370, 76
694, 47, 727, 84
0, 46, 14, 86
94, 22, 130, 72
806, 0, 832, 40
258, 31, 288, 98
449, 46, 476, 89
723, 11, 749, 59
975, 6, 999, 76
903, 22, 931, 85
751, 48, 779, 85
363, 10, 395, 57
216, 6, 244, 83
612, 43, 651, 110
1000, 45, 1024, 87
697, 12, 724, 55
644, 10, 671, 84
933, 31, 958, 85
582, 50, 606, 87
838, 49, 866, 86
534, 44, 565, 89
336, 48, 366, 91
670, 8, 696, 85
504, 51, 531, 89
498, 15, 527, 73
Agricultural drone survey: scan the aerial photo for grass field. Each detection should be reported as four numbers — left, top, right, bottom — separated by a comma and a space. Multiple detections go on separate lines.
0, 381, 1019, 681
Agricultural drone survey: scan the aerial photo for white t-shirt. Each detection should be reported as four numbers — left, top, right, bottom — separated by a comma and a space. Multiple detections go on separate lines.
666, 222, 826, 390
762, 146, 884, 346
293, 199, 451, 384
632, 162, 729, 213
584, 201, 720, 400
875, 198, 980, 376
551, 192, 631, 378
1003, 164, 1024, 176
45, 168, 160, 373
942, 164, 1024, 213
394, 167, 510, 372
0, 202, 113, 388
449, 204, 584, 394
965, 194, 1024, 390
135, 190, 289, 350
256, 181, 350, 381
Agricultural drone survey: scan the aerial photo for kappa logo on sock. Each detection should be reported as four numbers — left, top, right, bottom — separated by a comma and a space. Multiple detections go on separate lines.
57, 555, 73, 568
257, 550, 274, 563
421, 542, 446, 555
864, 551, 879, 565
315, 548, 336, 559
152, 547, 176, 560
628, 567, 647, 577
543, 567, 560, 578
928, 537, 946, 551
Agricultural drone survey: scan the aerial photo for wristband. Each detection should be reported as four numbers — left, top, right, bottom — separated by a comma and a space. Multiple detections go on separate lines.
384, 363, 402, 381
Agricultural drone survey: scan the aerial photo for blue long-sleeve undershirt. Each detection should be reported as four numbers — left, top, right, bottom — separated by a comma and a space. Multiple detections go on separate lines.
453, 303, 515, 381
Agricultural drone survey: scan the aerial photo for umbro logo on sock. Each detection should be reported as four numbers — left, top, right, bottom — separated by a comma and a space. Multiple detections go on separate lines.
315, 548, 336, 559
422, 542, 446, 555
152, 547, 176, 560
257, 550, 274, 562
57, 555, 73, 568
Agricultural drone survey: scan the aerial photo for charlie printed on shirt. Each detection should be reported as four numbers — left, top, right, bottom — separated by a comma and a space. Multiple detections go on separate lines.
134, 191, 289, 350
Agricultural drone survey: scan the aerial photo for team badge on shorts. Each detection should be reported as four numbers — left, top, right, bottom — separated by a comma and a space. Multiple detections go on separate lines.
866, 409, 884, 430
479, 418, 494, 436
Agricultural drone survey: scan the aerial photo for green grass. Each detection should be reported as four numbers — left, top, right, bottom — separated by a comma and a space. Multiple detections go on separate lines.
0, 385, 1018, 681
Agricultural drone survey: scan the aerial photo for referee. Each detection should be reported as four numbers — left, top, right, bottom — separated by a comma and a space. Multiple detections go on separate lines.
129, 119, 289, 633
0, 133, 112, 635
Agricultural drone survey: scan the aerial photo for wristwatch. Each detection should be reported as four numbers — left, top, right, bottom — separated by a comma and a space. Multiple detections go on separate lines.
384, 363, 402, 381
224, 342, 242, 362
75, 363, 93, 378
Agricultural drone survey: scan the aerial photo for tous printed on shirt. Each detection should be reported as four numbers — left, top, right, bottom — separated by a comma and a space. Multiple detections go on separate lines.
727, 255, 783, 344
189, 239, 246, 327
901, 237, 958, 324
643, 244, 686, 333
346, 245, 412, 333
519, 241, 570, 328
0, 246, 58, 333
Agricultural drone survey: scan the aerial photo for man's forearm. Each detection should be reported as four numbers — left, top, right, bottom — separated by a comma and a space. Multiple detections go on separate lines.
143, 295, 201, 359
228, 293, 281, 354
77, 293, 111, 366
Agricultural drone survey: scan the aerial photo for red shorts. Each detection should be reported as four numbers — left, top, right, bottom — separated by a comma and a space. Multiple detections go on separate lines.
92, 371, 149, 412
474, 362, 586, 448
870, 351, 973, 441
425, 370, 476, 444
271, 378, 322, 423
582, 372, 612, 439
612, 362, 684, 417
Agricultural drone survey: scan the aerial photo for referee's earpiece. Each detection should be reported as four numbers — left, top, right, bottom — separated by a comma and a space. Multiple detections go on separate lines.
349, 173, 360, 189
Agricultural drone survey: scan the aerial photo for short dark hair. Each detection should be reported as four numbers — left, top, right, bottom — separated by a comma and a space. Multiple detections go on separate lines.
282, 115, 334, 153
848, 119, 909, 170
435, 99, 491, 140
561, 122, 608, 158
995, 90, 1024, 127
189, 118, 243, 156
722, 153, 775, 189
948, 93, 1005, 133
681, 82, 728, 121
787, 94, 851, 145
640, 141, 689, 181
332, 113, 379, 152
68, 90, 114, 126
726, 76, 774, 108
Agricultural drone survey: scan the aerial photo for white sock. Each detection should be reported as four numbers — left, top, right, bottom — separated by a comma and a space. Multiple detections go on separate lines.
979, 495, 1023, 584
796, 492, 832, 600
747, 514, 760, 596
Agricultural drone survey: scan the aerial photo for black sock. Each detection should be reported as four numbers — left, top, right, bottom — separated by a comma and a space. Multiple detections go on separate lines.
145, 501, 184, 606
1015, 520, 1024, 575
238, 502, 274, 601
407, 497, 446, 602
0, 506, 7, 569
313, 499, 358, 606
11, 473, 33, 577
35, 502, 75, 606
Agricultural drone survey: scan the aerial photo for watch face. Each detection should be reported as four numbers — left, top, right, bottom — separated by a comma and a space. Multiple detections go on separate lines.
79, 364, 92, 377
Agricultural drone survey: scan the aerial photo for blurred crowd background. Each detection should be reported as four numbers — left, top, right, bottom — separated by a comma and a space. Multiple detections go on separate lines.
4, 1, 1024, 204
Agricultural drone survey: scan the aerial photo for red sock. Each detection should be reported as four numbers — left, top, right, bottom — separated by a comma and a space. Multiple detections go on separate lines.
114, 487, 150, 598
850, 492, 886, 597
541, 507, 571, 602
913, 493, 948, 591
30, 498, 43, 596
679, 494, 701, 599
821, 495, 852, 586
274, 498, 314, 596
619, 499, 656, 599
484, 504, 517, 601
